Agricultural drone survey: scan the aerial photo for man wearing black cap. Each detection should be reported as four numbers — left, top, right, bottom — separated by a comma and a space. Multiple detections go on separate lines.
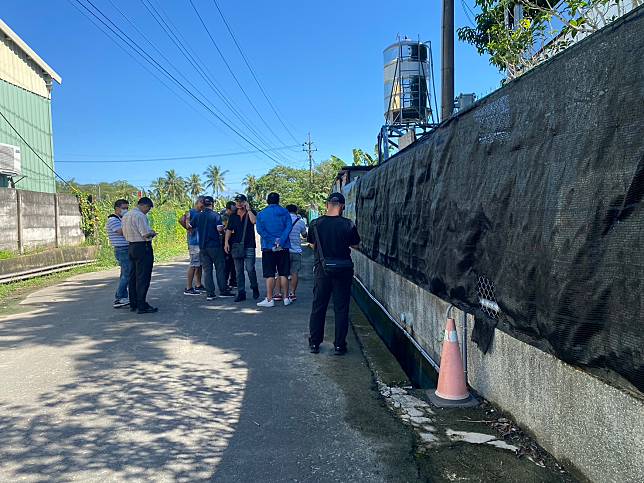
187, 196, 234, 300
307, 192, 360, 355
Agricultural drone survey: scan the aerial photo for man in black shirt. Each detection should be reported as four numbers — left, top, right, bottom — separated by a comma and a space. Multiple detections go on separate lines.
307, 192, 361, 355
224, 194, 260, 302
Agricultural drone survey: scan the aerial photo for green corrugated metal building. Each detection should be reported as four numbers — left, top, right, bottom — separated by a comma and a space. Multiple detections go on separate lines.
0, 18, 61, 193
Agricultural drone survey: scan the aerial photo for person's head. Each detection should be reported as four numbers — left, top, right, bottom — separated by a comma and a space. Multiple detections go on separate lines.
195, 195, 206, 211
137, 197, 154, 214
326, 192, 345, 216
202, 196, 215, 210
266, 192, 280, 205
286, 204, 298, 214
114, 199, 129, 217
226, 201, 236, 215
235, 194, 248, 212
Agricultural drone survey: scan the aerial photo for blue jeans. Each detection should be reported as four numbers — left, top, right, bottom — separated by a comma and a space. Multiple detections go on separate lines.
234, 247, 258, 294
114, 246, 131, 300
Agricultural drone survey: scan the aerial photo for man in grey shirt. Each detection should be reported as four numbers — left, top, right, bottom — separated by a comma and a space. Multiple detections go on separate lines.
122, 197, 158, 314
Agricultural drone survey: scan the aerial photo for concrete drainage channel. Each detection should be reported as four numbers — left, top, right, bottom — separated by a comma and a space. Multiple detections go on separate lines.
349, 299, 581, 482
0, 246, 98, 284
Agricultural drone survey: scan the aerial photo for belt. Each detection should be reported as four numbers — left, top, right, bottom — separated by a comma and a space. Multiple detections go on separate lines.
130, 240, 152, 245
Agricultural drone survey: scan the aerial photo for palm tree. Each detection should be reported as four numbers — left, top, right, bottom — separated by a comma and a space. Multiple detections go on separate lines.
164, 169, 187, 201
187, 173, 203, 201
203, 164, 228, 196
150, 177, 167, 201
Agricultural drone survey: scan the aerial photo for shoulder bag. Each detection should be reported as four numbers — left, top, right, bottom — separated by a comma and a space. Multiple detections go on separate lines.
231, 215, 249, 259
312, 220, 354, 273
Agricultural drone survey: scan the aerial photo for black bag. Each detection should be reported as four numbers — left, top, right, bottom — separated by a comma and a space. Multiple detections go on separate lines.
231, 215, 249, 259
312, 221, 354, 273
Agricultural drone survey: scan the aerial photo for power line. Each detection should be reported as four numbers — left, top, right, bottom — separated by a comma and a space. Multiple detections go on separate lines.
461, 0, 476, 27
211, 0, 300, 144
186, 0, 289, 148
71, 0, 284, 165
57, 144, 300, 163
138, 0, 282, 158
0, 110, 74, 191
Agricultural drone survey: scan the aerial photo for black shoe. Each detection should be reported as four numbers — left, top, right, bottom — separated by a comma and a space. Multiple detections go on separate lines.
195, 286, 206, 293
309, 337, 320, 354
137, 306, 158, 314
234, 292, 246, 302
334, 346, 347, 356
252, 287, 260, 300
219, 291, 235, 298
183, 288, 199, 296
206, 294, 217, 301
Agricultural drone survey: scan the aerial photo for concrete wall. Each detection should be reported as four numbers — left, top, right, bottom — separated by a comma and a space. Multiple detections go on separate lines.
0, 189, 83, 253
0, 188, 18, 251
352, 250, 644, 483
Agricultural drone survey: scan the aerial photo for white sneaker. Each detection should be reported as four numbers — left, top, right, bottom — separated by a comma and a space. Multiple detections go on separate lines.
256, 298, 275, 308
283, 297, 292, 306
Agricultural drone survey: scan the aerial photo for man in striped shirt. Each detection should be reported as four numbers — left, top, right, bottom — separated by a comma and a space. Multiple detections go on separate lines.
106, 199, 130, 308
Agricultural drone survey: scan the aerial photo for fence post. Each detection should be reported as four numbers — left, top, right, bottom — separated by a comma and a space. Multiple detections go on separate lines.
16, 190, 24, 254
54, 193, 60, 248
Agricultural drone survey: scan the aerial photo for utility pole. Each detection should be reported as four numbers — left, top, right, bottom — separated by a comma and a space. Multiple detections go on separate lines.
441, 0, 455, 122
302, 132, 317, 190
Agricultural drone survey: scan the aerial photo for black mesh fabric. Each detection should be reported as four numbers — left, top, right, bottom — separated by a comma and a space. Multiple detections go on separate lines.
353, 6, 643, 392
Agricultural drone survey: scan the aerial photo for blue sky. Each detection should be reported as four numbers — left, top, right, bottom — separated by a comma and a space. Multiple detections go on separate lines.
3, 0, 502, 195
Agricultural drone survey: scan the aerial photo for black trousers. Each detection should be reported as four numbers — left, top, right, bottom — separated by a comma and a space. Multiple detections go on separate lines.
309, 268, 353, 349
128, 241, 154, 310
224, 249, 237, 286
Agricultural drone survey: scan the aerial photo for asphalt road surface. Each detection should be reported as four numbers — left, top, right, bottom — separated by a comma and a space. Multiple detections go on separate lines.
0, 252, 421, 482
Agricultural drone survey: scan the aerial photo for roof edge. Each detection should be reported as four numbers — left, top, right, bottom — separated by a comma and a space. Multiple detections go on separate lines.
0, 18, 62, 84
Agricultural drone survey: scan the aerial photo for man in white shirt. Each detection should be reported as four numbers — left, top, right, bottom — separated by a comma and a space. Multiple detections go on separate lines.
286, 204, 308, 301
122, 197, 158, 314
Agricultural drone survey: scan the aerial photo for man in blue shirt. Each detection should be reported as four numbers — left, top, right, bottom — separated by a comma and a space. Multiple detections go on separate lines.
179, 196, 205, 296
255, 192, 292, 307
188, 196, 234, 300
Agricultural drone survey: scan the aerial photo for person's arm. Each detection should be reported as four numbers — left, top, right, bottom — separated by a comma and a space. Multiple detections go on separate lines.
246, 204, 257, 224
278, 210, 292, 247
179, 212, 189, 230
348, 223, 360, 249
255, 211, 266, 238
299, 220, 308, 240
107, 218, 123, 236
215, 213, 224, 233
224, 229, 232, 253
137, 213, 156, 239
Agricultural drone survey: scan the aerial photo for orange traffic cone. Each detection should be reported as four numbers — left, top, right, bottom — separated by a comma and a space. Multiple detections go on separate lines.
435, 318, 470, 401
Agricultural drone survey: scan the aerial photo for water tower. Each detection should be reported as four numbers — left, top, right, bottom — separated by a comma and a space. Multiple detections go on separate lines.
378, 37, 437, 162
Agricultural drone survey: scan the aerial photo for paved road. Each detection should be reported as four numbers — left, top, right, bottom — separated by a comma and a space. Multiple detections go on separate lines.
0, 252, 420, 482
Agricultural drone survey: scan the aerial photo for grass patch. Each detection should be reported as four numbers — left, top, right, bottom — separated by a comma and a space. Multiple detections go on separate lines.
0, 263, 104, 317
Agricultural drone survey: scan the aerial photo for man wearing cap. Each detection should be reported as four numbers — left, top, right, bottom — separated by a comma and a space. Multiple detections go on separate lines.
307, 192, 360, 355
122, 197, 158, 314
188, 196, 234, 300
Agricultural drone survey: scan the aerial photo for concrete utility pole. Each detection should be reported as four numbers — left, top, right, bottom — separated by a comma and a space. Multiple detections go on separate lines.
302, 132, 317, 189
441, 0, 455, 122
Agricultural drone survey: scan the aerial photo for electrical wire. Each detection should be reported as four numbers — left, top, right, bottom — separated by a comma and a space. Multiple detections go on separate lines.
211, 0, 300, 144
461, 0, 476, 27
0, 110, 75, 190
71, 0, 284, 165
138, 0, 282, 158
186, 0, 290, 148
57, 144, 300, 163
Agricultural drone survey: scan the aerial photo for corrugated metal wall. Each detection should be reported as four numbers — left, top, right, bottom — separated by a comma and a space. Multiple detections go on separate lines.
0, 79, 55, 193
0, 35, 51, 98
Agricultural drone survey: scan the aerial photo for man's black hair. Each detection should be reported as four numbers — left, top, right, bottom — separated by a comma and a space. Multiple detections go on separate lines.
226, 201, 235, 210
114, 199, 129, 209
267, 192, 280, 205
138, 197, 154, 208
203, 196, 214, 206
286, 204, 298, 213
